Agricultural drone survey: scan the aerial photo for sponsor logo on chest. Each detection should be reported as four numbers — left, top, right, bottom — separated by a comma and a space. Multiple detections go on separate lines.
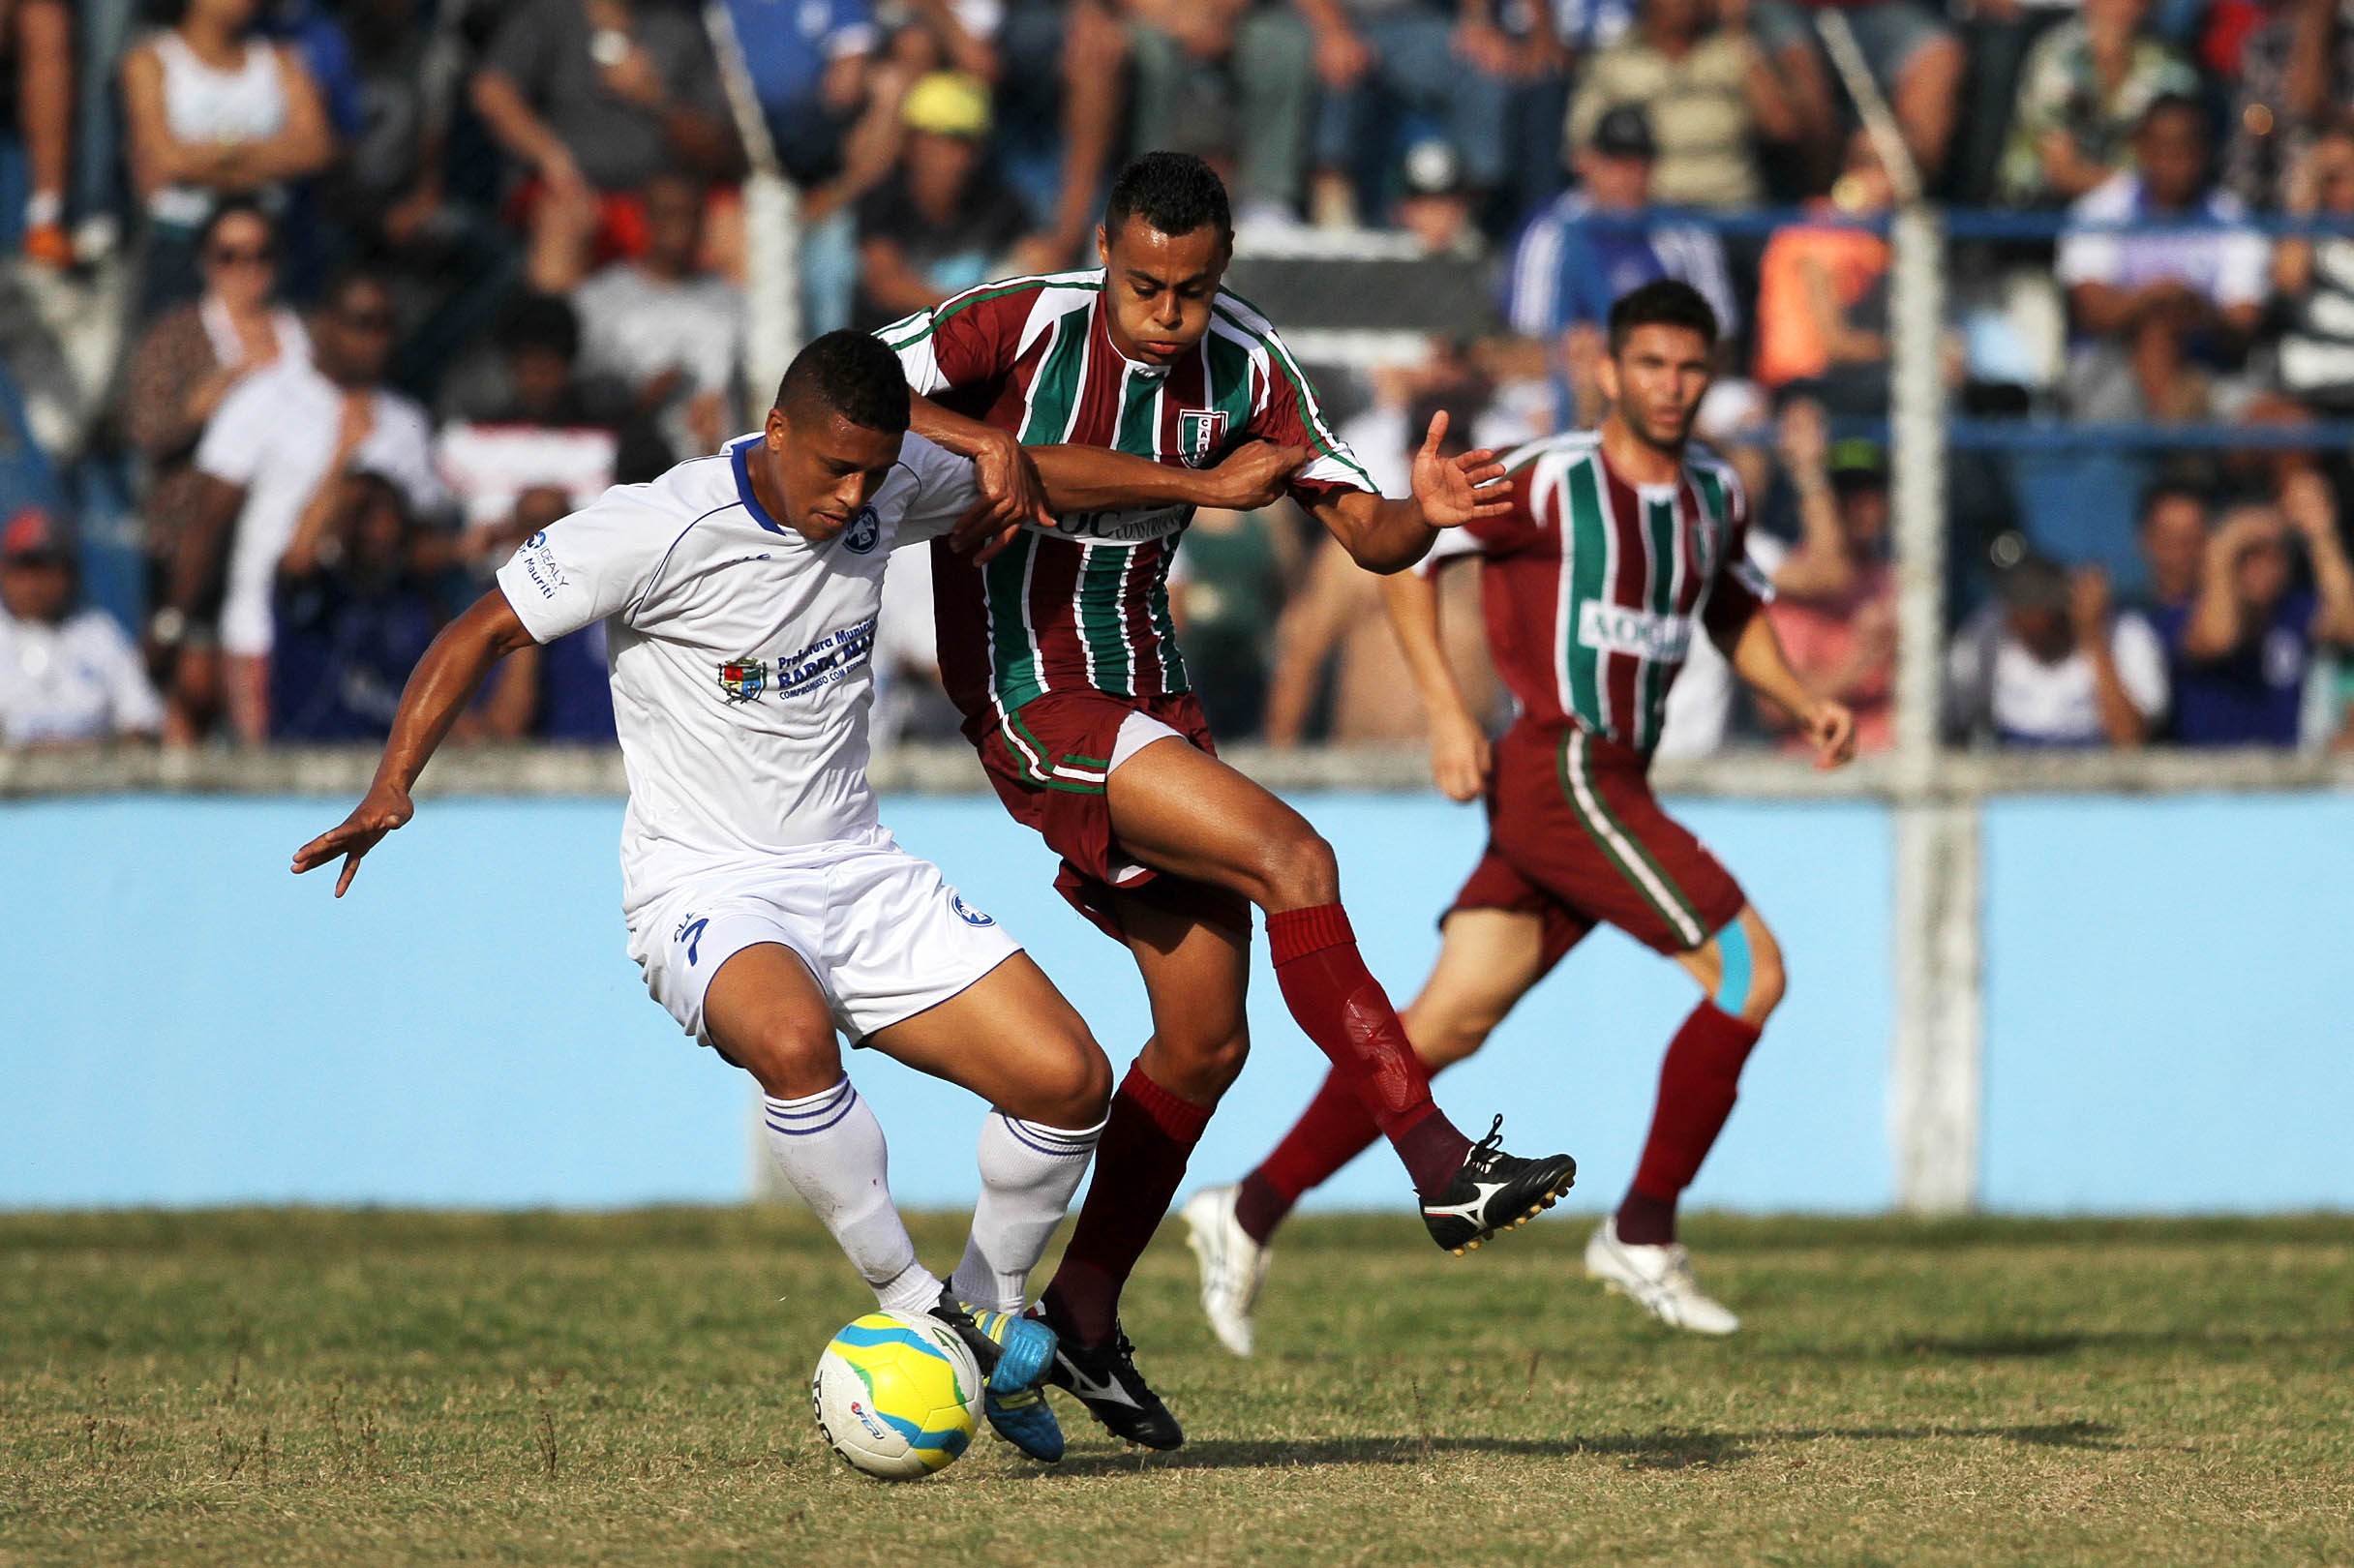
714, 617, 880, 707
1577, 600, 1692, 662
1032, 502, 1190, 543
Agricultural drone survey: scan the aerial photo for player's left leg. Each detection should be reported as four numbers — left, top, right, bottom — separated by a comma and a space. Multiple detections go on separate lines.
1189, 906, 1560, 1355
1106, 735, 1579, 1251
1584, 903, 1786, 1337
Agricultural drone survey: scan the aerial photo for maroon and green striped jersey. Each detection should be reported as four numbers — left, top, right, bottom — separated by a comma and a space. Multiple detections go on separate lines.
879, 271, 1373, 726
1423, 429, 1768, 754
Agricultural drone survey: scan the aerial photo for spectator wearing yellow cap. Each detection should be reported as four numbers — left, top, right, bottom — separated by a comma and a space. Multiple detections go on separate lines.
852, 71, 1051, 333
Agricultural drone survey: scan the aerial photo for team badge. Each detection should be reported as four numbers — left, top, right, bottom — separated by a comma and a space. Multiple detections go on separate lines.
717, 657, 768, 703
1178, 409, 1229, 468
949, 892, 995, 927
841, 504, 882, 554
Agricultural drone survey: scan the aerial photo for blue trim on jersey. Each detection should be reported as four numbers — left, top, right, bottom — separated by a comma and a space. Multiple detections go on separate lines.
1713, 919, 1751, 1013
730, 437, 786, 534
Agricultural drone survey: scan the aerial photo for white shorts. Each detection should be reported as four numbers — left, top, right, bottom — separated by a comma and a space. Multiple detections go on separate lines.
628, 830, 1023, 1046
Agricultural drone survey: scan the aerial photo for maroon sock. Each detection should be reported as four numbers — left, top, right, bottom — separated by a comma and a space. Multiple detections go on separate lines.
1234, 1066, 1385, 1244
1617, 1000, 1763, 1245
1041, 1062, 1213, 1345
1266, 904, 1470, 1197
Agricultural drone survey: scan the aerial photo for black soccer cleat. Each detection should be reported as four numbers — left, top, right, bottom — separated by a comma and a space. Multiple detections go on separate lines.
1036, 1315, 1185, 1451
1420, 1116, 1578, 1255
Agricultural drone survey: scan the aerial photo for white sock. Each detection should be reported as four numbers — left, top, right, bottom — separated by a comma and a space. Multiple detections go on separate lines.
950, 1112, 1106, 1312
762, 1079, 939, 1315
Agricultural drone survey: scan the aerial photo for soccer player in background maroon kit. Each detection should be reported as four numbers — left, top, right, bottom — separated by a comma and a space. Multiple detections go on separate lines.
878, 152, 1578, 1450
1186, 280, 1857, 1352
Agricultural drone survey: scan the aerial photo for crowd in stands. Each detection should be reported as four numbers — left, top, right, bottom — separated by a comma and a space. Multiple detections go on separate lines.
2, 0, 2352, 756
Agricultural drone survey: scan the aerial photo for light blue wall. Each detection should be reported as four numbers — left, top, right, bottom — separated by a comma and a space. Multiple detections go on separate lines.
1, 789, 2346, 1213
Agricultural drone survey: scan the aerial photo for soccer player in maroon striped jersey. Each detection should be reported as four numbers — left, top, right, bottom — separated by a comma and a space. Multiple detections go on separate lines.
877, 152, 1577, 1450
1186, 279, 1858, 1351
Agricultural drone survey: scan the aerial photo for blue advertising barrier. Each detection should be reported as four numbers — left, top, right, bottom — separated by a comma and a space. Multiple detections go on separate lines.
1, 790, 2346, 1213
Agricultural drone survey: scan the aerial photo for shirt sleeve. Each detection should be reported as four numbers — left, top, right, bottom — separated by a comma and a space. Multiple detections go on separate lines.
890, 433, 984, 544
493, 484, 677, 644
1243, 324, 1380, 509
876, 280, 1031, 396
1699, 467, 1770, 641
2109, 609, 2169, 720
192, 374, 277, 486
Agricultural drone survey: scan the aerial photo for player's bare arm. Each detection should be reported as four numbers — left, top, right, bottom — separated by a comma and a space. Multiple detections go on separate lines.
910, 390, 1053, 539
1721, 608, 1856, 769
1029, 438, 1309, 517
1306, 411, 1510, 574
1379, 567, 1491, 802
291, 588, 535, 895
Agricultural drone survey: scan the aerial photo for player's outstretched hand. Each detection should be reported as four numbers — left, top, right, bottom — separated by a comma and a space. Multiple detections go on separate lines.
1199, 440, 1309, 513
291, 786, 415, 897
1429, 707, 1493, 802
1410, 410, 1508, 528
1804, 699, 1856, 770
954, 427, 1053, 562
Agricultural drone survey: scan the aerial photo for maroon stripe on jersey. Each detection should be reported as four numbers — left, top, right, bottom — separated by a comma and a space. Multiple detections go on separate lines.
931, 536, 996, 719
1600, 463, 1645, 737
1024, 531, 1090, 688
984, 329, 1060, 437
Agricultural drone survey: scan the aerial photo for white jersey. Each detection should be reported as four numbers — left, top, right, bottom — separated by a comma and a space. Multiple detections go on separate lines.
0, 607, 166, 745
494, 430, 981, 915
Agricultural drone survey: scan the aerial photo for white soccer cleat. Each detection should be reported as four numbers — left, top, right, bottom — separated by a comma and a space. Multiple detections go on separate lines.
1584, 1216, 1741, 1336
1181, 1185, 1271, 1358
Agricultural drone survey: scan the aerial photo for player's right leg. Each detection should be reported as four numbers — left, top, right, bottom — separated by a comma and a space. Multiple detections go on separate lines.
1032, 895, 1252, 1450
1189, 906, 1558, 1356
864, 951, 1114, 1462
1105, 736, 1579, 1251
701, 943, 953, 1320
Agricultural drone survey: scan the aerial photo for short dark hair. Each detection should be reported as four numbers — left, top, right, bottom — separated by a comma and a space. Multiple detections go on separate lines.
1103, 151, 1232, 244
497, 291, 581, 362
1607, 279, 1719, 354
2137, 91, 2207, 138
320, 264, 393, 315
776, 330, 911, 434
2138, 479, 2208, 528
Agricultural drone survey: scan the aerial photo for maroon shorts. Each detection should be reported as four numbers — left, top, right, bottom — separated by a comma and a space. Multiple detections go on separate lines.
1447, 721, 1746, 966
969, 688, 1253, 945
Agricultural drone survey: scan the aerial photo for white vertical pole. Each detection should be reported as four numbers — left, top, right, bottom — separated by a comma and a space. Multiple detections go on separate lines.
1886, 202, 1983, 1213
705, 2, 802, 412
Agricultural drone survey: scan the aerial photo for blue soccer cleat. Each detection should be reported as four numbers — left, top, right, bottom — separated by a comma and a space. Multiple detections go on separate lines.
927, 1285, 1057, 1395
983, 1383, 1067, 1462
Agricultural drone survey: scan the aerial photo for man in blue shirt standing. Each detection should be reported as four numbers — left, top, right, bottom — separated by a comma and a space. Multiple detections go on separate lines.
1502, 105, 1740, 427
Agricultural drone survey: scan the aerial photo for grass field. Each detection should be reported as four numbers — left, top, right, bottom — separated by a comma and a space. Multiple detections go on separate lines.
4, 1208, 2351, 1567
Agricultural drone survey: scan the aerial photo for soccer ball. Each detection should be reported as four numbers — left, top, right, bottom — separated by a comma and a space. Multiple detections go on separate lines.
811, 1310, 983, 1480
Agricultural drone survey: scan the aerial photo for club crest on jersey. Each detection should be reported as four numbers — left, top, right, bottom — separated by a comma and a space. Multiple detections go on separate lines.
841, 504, 882, 554
1178, 409, 1229, 467
716, 657, 768, 703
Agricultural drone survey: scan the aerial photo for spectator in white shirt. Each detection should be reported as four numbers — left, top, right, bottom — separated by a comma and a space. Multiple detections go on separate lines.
1946, 550, 2165, 747
0, 508, 164, 748
2056, 94, 2270, 423
574, 170, 745, 459
164, 269, 451, 744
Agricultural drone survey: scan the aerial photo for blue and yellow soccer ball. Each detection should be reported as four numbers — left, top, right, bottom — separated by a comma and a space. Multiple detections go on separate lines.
811, 1310, 984, 1480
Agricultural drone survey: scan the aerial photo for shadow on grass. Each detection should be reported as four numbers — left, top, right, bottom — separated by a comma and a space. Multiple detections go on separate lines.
1883, 1327, 2354, 1360
1034, 1420, 2121, 1477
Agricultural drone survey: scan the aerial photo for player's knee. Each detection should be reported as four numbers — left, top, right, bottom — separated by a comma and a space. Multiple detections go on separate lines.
1713, 919, 1785, 1025
1148, 1022, 1252, 1103
1254, 829, 1340, 912
733, 1014, 843, 1100
1048, 1041, 1116, 1128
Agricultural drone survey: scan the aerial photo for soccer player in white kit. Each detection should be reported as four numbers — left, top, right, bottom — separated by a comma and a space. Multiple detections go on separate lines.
292, 332, 1302, 1463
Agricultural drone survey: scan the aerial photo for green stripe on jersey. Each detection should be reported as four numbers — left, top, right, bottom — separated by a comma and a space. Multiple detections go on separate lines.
1209, 304, 1376, 493
1205, 331, 1256, 439
1562, 456, 1610, 732
1637, 495, 1677, 751
982, 533, 1045, 714
1076, 546, 1134, 696
1018, 311, 1092, 443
